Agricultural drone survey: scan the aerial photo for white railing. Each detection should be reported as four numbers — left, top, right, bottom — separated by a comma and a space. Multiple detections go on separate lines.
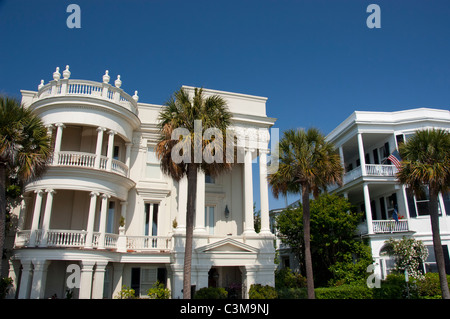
365, 164, 398, 177
46, 230, 87, 247
111, 159, 129, 176
126, 236, 172, 251
14, 229, 173, 251
37, 79, 138, 115
53, 151, 128, 177
57, 151, 96, 168
372, 220, 409, 233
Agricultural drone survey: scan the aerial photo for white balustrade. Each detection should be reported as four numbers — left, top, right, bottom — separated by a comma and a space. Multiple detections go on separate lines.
37, 78, 138, 114
365, 164, 398, 176
53, 151, 128, 177
126, 236, 172, 251
46, 230, 87, 247
372, 220, 408, 233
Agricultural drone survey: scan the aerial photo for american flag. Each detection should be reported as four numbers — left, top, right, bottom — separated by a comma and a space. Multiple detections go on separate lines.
388, 150, 402, 169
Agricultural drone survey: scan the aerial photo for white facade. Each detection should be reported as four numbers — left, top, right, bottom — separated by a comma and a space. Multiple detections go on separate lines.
326, 108, 450, 279
6, 66, 277, 299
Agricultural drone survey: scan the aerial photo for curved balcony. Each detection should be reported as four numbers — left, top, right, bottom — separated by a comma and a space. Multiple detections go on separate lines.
53, 151, 128, 177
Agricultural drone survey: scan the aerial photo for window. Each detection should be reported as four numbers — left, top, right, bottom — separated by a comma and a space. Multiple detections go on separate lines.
205, 174, 215, 184
130, 267, 157, 297
442, 192, 450, 216
409, 186, 442, 217
107, 201, 115, 233
379, 142, 390, 164
146, 147, 161, 179
144, 203, 159, 236
205, 206, 215, 235
386, 193, 398, 219
113, 146, 120, 160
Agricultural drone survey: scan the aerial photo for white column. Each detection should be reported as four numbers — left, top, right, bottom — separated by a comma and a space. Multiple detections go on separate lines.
92, 261, 108, 299
339, 145, 345, 170
194, 170, 206, 233
85, 192, 99, 249
357, 132, 366, 176
29, 189, 44, 246
177, 176, 187, 233
29, 260, 50, 299
95, 127, 106, 169
39, 189, 56, 247
79, 261, 95, 299
53, 123, 65, 164
106, 130, 116, 171
125, 142, 132, 177
259, 150, 271, 235
243, 148, 256, 235
112, 263, 124, 299
17, 260, 33, 299
363, 183, 374, 234
98, 194, 110, 249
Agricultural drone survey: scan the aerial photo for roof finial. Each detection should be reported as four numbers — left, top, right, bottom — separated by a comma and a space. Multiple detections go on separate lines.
38, 80, 44, 90
63, 65, 71, 79
115, 75, 122, 88
132, 90, 139, 102
53, 67, 61, 81
103, 70, 110, 84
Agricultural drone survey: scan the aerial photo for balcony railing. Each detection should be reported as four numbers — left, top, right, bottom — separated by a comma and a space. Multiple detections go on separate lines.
372, 220, 409, 233
14, 229, 172, 252
327, 164, 398, 191
37, 78, 138, 115
53, 151, 129, 177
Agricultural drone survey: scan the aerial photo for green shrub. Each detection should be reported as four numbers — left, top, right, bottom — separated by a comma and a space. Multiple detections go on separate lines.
194, 287, 228, 299
115, 285, 137, 299
249, 284, 278, 299
277, 287, 307, 299
416, 273, 450, 299
0, 277, 13, 299
315, 285, 373, 299
147, 281, 171, 299
372, 273, 419, 299
275, 268, 306, 289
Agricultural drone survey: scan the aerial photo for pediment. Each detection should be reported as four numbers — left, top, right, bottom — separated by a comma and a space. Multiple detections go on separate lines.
196, 238, 259, 253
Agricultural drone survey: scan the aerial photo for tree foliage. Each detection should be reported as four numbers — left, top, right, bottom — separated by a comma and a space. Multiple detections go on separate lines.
276, 193, 372, 286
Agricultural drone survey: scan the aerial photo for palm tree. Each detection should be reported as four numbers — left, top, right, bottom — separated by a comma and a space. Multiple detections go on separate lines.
0, 96, 51, 276
397, 128, 450, 299
156, 87, 232, 299
268, 128, 343, 299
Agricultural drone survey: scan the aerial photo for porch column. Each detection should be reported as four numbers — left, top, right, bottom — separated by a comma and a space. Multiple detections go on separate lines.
85, 192, 99, 249
363, 183, 374, 234
339, 145, 345, 169
125, 142, 132, 177
95, 127, 106, 169
29, 189, 44, 246
79, 261, 95, 299
243, 148, 256, 235
194, 170, 206, 233
92, 261, 108, 299
98, 194, 110, 249
176, 176, 187, 233
357, 132, 366, 175
259, 149, 271, 235
112, 263, 124, 299
39, 189, 56, 247
53, 123, 65, 164
106, 130, 116, 171
29, 260, 50, 299
17, 260, 33, 299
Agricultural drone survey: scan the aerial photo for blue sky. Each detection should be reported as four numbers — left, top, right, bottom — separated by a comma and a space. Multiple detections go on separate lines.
1, 0, 449, 211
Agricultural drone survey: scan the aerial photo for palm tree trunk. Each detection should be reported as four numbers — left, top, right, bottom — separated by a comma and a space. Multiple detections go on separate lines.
0, 163, 6, 277
183, 164, 198, 299
302, 183, 315, 299
429, 187, 450, 299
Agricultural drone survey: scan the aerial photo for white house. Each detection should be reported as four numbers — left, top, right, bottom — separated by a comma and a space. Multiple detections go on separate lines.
5, 66, 277, 299
326, 108, 450, 279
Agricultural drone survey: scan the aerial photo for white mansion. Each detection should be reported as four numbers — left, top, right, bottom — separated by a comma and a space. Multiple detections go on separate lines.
5, 66, 277, 299
326, 108, 450, 279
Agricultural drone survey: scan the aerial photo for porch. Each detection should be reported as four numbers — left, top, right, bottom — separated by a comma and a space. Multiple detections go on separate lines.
14, 229, 172, 252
